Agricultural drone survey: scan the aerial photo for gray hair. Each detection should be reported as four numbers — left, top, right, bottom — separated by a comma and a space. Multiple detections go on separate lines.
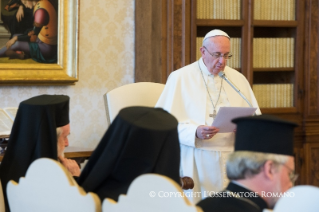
56, 127, 63, 139
202, 37, 215, 48
226, 151, 289, 180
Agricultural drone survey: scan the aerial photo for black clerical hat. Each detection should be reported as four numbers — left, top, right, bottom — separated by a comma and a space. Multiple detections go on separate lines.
78, 106, 180, 202
119, 106, 178, 130
21, 94, 70, 127
232, 115, 298, 156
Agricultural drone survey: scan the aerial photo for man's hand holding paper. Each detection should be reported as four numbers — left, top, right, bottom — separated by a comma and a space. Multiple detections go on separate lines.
196, 125, 219, 140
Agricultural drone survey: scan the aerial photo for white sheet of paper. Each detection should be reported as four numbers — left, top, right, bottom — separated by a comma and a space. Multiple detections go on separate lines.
212, 107, 257, 133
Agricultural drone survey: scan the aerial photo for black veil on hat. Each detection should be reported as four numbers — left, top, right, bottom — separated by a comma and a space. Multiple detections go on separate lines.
77, 106, 180, 201
0, 94, 69, 211
232, 115, 298, 156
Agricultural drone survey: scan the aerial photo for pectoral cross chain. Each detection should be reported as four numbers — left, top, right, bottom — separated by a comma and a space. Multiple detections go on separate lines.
198, 61, 223, 120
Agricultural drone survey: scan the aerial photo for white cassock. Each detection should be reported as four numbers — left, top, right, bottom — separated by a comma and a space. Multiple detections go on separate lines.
156, 58, 261, 204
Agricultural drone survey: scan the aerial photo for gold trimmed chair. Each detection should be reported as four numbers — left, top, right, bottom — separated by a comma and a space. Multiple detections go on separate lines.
271, 185, 319, 212
102, 174, 202, 212
6, 158, 101, 212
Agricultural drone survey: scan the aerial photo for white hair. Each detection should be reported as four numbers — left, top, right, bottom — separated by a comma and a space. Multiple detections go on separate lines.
202, 36, 217, 48
226, 151, 289, 180
56, 127, 63, 139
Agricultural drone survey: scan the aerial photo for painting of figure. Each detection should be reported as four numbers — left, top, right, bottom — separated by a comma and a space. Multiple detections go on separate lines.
0, 0, 58, 64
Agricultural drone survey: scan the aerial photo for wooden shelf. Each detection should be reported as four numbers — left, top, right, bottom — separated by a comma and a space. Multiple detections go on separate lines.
253, 68, 295, 72
196, 20, 298, 28
260, 107, 297, 114
193, 0, 300, 115
253, 20, 298, 27
196, 19, 244, 27
135, 0, 319, 186
64, 146, 93, 159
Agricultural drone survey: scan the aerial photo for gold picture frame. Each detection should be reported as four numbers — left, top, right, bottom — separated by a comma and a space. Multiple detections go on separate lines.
0, 0, 79, 85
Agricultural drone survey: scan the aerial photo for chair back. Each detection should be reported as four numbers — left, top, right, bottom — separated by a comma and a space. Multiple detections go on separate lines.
104, 82, 165, 124
272, 185, 319, 212
102, 174, 202, 212
7, 158, 101, 212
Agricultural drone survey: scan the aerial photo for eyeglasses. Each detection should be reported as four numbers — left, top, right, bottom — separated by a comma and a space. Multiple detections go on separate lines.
203, 46, 233, 60
279, 163, 299, 184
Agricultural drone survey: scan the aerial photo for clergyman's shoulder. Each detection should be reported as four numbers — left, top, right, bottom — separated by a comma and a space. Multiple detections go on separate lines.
197, 195, 260, 212
169, 61, 198, 78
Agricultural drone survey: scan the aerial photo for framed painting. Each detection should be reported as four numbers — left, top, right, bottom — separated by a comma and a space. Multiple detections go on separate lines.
0, 0, 79, 85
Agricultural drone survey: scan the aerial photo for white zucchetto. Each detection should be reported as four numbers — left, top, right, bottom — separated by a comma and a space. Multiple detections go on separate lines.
203, 29, 230, 44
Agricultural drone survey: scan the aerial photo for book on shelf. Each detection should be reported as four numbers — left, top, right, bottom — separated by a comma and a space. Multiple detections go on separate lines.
253, 38, 294, 68
253, 84, 293, 108
196, 0, 240, 20
197, 0, 294, 21
0, 107, 18, 137
254, 0, 295, 21
196, 37, 203, 61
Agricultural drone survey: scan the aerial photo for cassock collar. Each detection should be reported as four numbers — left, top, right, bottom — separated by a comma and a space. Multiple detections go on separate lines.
226, 182, 269, 211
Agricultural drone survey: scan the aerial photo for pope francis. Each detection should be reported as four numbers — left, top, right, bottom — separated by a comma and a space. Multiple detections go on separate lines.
156, 29, 261, 203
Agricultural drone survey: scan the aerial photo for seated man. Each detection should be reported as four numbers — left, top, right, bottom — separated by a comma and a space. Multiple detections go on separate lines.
77, 106, 181, 202
197, 115, 298, 212
56, 121, 81, 177
0, 94, 80, 211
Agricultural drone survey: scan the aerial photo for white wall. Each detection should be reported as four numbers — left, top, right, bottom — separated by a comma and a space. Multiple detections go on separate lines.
0, 0, 135, 148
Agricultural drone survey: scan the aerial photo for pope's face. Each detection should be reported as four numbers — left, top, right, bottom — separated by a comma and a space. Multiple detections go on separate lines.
200, 36, 230, 75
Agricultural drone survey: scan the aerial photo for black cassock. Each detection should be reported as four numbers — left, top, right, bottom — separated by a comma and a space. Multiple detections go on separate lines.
197, 182, 269, 212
